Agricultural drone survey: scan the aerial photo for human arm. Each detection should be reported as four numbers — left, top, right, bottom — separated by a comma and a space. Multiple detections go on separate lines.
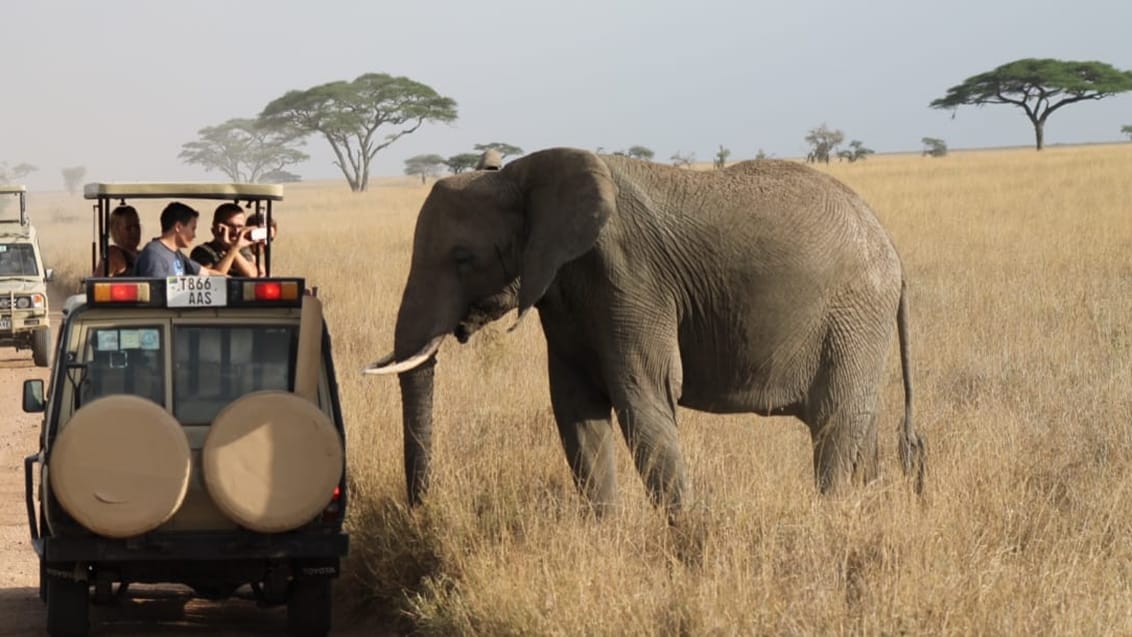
200, 229, 256, 276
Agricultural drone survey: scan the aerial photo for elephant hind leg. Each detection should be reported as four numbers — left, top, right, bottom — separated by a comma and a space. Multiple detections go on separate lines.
807, 408, 879, 494
547, 351, 619, 515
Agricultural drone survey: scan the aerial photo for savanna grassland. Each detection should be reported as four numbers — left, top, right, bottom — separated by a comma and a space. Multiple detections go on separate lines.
26, 143, 1132, 635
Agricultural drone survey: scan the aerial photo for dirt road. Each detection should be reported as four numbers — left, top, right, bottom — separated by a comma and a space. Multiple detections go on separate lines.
0, 330, 387, 635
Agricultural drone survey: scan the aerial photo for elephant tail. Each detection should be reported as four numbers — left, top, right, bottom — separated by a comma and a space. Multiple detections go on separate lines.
897, 278, 926, 495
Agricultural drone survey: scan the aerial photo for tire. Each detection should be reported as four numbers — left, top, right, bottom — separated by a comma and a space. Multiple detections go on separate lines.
45, 567, 89, 637
32, 327, 51, 368
286, 577, 332, 637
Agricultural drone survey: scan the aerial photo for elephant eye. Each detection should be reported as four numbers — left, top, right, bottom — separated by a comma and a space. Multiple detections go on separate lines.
451, 247, 476, 267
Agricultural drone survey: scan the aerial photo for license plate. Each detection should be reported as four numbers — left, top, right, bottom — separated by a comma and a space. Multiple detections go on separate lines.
165, 276, 227, 308
0, 317, 9, 330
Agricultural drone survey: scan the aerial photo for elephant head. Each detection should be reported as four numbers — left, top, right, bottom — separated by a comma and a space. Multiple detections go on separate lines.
365, 148, 616, 505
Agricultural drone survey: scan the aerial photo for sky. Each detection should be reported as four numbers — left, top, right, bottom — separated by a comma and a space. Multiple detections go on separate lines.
3, 0, 1131, 192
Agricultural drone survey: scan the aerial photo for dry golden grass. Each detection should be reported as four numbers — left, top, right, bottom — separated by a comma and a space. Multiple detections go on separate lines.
27, 144, 1132, 635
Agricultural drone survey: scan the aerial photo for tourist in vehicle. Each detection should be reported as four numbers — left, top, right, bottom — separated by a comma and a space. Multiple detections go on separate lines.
134, 202, 252, 277
190, 203, 259, 277
245, 211, 278, 277
92, 205, 142, 276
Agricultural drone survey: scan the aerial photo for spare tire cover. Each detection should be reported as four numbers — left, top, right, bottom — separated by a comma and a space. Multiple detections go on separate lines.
202, 391, 343, 533
49, 395, 191, 538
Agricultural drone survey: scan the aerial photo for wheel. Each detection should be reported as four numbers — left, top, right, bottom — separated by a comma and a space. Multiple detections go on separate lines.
286, 577, 332, 637
45, 566, 89, 637
32, 327, 51, 368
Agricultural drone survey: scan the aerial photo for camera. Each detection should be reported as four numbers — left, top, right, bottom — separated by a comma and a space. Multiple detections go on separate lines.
248, 227, 269, 242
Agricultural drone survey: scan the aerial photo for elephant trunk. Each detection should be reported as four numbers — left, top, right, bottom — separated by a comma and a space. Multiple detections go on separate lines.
391, 273, 460, 505
398, 360, 436, 506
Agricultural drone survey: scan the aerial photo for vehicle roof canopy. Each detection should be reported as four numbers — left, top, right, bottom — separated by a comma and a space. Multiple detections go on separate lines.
0, 185, 27, 194
83, 182, 283, 201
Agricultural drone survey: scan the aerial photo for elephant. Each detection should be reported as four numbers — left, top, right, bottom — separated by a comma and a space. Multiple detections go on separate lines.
365, 147, 926, 516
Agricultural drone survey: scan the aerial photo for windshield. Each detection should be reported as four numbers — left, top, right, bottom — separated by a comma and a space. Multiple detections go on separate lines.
79, 323, 298, 424
0, 243, 38, 276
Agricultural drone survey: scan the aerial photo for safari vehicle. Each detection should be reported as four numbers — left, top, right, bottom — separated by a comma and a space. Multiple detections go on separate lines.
22, 183, 349, 637
0, 184, 53, 367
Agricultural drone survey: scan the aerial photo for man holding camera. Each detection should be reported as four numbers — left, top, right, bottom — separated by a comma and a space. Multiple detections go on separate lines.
135, 202, 256, 278
190, 203, 261, 277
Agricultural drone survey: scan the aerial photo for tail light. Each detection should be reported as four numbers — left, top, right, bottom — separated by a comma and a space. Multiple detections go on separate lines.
321, 485, 343, 523
91, 281, 152, 304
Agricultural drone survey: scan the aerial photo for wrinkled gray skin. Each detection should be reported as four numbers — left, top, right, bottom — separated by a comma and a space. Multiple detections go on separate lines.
388, 147, 925, 516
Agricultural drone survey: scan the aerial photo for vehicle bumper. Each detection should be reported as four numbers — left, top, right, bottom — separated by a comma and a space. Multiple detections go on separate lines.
36, 530, 349, 563
0, 310, 48, 340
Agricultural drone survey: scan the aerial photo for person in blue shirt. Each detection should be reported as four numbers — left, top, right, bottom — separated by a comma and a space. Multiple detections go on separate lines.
134, 202, 252, 277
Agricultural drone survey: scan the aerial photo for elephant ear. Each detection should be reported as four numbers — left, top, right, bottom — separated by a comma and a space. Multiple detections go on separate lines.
510, 148, 616, 319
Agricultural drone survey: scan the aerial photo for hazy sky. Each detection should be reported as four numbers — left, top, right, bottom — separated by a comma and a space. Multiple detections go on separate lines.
4, 0, 1131, 192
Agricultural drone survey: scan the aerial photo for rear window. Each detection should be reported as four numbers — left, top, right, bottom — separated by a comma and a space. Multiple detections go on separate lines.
173, 325, 297, 424
81, 326, 165, 407
0, 243, 39, 276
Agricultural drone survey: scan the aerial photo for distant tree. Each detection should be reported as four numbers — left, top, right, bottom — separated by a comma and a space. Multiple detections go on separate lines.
713, 145, 731, 169
179, 118, 308, 183
473, 142, 523, 159
0, 162, 37, 183
61, 166, 87, 195
446, 153, 480, 174
404, 154, 448, 183
0, 163, 35, 212
837, 140, 874, 163
1122, 125, 1132, 141
755, 148, 768, 160
626, 146, 654, 161
260, 72, 458, 192
805, 124, 844, 163
260, 170, 302, 183
930, 58, 1132, 150
921, 137, 948, 157
670, 151, 695, 168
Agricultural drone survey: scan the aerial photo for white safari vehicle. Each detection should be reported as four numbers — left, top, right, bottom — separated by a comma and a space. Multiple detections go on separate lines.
0, 184, 54, 366
22, 183, 349, 637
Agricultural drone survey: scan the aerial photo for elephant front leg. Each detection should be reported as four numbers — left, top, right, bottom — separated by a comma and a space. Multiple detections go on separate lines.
547, 351, 619, 515
613, 397, 689, 515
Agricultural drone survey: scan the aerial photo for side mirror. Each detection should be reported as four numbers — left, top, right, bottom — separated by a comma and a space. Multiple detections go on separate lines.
45, 268, 54, 282
23, 379, 45, 413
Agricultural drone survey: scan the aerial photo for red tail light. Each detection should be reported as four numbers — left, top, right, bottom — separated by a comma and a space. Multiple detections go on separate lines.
321, 485, 343, 523
255, 282, 282, 300
91, 282, 150, 303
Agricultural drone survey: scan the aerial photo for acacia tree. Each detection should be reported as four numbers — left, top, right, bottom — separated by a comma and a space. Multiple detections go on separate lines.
0, 162, 36, 182
627, 146, 655, 161
670, 151, 695, 168
178, 118, 308, 183
473, 142, 523, 159
837, 140, 874, 163
713, 144, 731, 169
260, 73, 457, 192
805, 124, 844, 163
922, 137, 948, 157
930, 58, 1132, 150
404, 154, 447, 183
1122, 125, 1132, 141
61, 166, 86, 194
446, 153, 480, 174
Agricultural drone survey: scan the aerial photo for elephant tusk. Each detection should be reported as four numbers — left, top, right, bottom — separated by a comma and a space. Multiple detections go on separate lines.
507, 307, 530, 333
363, 335, 444, 375
367, 351, 397, 369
